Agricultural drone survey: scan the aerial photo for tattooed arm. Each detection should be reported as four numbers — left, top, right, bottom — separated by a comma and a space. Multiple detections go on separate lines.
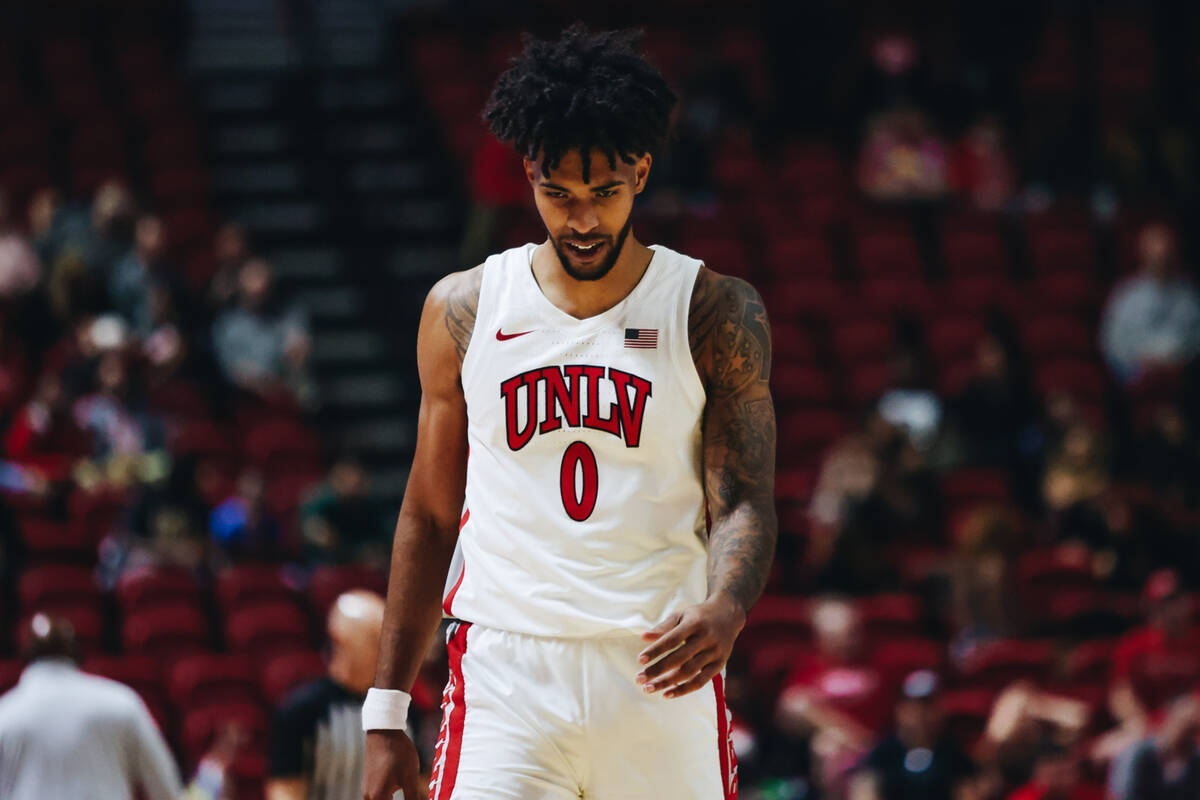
691, 267, 778, 613
637, 266, 777, 699
363, 265, 481, 800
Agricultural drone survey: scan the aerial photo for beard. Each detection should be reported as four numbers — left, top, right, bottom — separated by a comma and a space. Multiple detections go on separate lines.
550, 213, 634, 282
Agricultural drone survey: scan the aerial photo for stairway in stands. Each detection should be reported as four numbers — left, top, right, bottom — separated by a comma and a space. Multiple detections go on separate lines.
184, 0, 463, 504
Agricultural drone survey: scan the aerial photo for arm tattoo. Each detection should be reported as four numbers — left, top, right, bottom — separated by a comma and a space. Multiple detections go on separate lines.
444, 268, 483, 363
690, 268, 778, 615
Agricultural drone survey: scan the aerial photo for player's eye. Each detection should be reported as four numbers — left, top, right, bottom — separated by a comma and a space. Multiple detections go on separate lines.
595, 189, 618, 198
544, 190, 568, 199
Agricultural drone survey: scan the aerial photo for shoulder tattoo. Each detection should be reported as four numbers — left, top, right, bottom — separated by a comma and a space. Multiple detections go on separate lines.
443, 267, 483, 363
688, 268, 772, 396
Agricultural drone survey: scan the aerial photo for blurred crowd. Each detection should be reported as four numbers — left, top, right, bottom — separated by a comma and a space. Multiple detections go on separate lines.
0, 179, 398, 586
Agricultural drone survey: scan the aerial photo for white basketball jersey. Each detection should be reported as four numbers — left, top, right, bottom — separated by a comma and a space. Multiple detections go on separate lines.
443, 242, 708, 638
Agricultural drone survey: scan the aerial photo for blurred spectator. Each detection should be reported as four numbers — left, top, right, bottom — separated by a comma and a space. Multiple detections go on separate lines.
809, 414, 942, 592
1005, 745, 1103, 800
459, 135, 529, 266
947, 330, 1039, 473
267, 590, 385, 800
299, 454, 390, 568
0, 189, 40, 300
777, 598, 892, 791
1109, 570, 1200, 732
30, 181, 135, 278
108, 214, 176, 337
71, 350, 166, 489
1100, 223, 1200, 384
0, 315, 31, 420
4, 372, 91, 481
858, 107, 949, 203
877, 336, 943, 453
949, 507, 1025, 661
949, 115, 1017, 212
209, 468, 282, 561
113, 454, 213, 579
207, 222, 251, 311
1137, 404, 1200, 508
211, 258, 315, 408
977, 682, 1091, 798
849, 670, 977, 800
1108, 694, 1200, 800
0, 614, 185, 800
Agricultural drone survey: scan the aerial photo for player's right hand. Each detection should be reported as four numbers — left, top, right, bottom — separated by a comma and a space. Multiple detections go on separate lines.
363, 729, 422, 800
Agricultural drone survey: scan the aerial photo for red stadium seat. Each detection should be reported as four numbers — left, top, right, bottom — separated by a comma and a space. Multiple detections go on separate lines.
115, 567, 205, 615
123, 604, 211, 658
307, 565, 388, 622
682, 236, 752, 280
746, 639, 811, 703
860, 276, 939, 315
778, 409, 850, 463
941, 470, 1010, 505
953, 638, 1055, 691
769, 278, 848, 318
1034, 358, 1107, 402
0, 659, 24, 693
18, 516, 100, 561
1015, 546, 1096, 592
832, 319, 894, 363
180, 702, 268, 768
771, 323, 817, 365
858, 594, 923, 641
942, 275, 1020, 314
224, 602, 311, 658
772, 364, 835, 407
1062, 639, 1118, 686
853, 227, 923, 274
260, 650, 327, 707
243, 420, 323, 471
774, 469, 817, 503
1030, 273, 1102, 313
216, 565, 301, 615
1021, 314, 1095, 359
765, 235, 836, 280
740, 595, 812, 654
17, 564, 101, 612
83, 654, 165, 704
942, 228, 1009, 276
939, 687, 995, 746
847, 361, 894, 406
168, 653, 260, 709
927, 316, 987, 367
874, 637, 945, 679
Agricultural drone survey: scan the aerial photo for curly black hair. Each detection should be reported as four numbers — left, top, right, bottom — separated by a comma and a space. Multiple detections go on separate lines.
483, 23, 677, 182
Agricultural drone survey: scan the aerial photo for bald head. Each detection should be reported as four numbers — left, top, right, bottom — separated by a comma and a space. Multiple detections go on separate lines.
22, 613, 81, 664
326, 590, 385, 695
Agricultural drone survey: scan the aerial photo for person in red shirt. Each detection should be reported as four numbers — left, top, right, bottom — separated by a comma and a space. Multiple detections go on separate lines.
1006, 746, 1104, 800
777, 597, 894, 792
1110, 570, 1200, 732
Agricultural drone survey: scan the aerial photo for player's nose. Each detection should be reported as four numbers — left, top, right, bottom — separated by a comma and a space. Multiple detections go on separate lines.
566, 200, 600, 233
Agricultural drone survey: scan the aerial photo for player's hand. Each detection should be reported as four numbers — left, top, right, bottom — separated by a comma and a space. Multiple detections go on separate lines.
636, 591, 746, 699
363, 729, 422, 800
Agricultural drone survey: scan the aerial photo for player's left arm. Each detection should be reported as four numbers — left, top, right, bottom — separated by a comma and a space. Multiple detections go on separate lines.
637, 266, 777, 698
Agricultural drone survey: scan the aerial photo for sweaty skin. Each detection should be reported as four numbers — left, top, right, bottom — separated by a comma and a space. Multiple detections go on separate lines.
362, 149, 776, 800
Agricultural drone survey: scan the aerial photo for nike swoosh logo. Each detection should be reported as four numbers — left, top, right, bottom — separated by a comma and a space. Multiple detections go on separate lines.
496, 329, 535, 341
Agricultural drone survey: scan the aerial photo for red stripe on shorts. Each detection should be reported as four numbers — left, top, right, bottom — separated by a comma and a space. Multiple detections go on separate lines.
713, 674, 738, 799
441, 510, 470, 615
428, 622, 470, 800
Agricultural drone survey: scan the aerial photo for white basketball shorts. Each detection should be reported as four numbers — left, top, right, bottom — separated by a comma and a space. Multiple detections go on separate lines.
427, 621, 738, 799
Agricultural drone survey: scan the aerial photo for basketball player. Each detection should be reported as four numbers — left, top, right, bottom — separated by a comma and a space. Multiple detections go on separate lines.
362, 24, 776, 800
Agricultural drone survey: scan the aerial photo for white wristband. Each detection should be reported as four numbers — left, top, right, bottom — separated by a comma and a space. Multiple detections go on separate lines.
361, 687, 412, 731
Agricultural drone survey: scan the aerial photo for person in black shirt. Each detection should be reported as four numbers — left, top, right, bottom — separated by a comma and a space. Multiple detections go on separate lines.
850, 669, 977, 800
268, 590, 384, 800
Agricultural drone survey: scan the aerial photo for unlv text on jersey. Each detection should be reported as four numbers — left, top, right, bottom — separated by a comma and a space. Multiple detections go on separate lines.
500, 365, 652, 450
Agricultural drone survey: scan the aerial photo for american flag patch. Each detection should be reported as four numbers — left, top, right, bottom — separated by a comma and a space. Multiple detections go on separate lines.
624, 328, 658, 349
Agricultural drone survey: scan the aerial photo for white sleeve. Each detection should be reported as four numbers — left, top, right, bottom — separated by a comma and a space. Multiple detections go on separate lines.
128, 699, 185, 800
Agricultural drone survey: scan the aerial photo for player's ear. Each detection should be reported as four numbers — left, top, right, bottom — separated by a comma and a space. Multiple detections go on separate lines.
633, 154, 652, 195
523, 157, 539, 186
